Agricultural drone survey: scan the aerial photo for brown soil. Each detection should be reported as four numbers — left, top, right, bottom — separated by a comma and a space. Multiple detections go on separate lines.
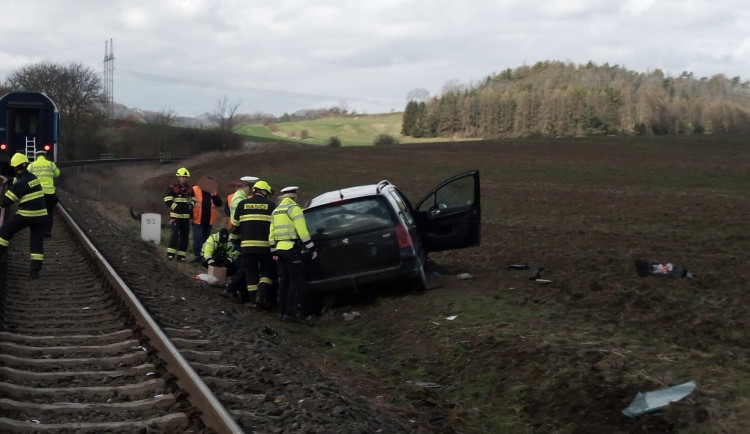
59, 137, 750, 433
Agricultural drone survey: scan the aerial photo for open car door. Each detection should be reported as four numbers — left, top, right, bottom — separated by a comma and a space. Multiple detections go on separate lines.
414, 170, 481, 252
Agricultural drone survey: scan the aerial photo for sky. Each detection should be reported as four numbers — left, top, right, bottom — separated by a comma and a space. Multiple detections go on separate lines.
1, 0, 749, 118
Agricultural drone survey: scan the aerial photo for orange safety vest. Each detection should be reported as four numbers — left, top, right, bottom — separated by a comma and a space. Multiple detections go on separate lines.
225, 192, 235, 228
192, 186, 219, 225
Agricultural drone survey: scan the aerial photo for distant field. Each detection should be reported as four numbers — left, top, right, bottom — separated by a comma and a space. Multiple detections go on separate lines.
235, 113, 460, 146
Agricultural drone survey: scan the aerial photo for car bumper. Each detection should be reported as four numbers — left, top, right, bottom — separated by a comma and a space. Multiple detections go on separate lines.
306, 257, 420, 294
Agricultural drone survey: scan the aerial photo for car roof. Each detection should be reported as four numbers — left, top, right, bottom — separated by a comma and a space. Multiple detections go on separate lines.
308, 181, 392, 208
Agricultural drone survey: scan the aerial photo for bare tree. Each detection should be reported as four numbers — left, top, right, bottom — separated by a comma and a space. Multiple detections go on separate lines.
406, 87, 430, 102
4, 61, 105, 159
144, 109, 178, 154
208, 95, 242, 132
144, 108, 177, 127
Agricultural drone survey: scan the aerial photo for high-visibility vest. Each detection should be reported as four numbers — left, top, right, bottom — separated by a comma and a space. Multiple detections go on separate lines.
28, 156, 60, 194
192, 186, 219, 225
269, 197, 315, 252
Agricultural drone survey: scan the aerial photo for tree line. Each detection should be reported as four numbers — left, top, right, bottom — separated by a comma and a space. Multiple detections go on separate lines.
401, 61, 750, 139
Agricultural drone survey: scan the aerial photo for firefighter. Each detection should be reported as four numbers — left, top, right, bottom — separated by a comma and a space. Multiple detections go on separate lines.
269, 186, 318, 323
201, 228, 240, 276
191, 178, 223, 263
222, 176, 257, 299
27, 150, 60, 237
164, 167, 195, 261
0, 153, 49, 278
231, 180, 275, 306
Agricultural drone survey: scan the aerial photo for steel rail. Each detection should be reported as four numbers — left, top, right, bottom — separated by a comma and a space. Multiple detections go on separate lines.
57, 204, 243, 434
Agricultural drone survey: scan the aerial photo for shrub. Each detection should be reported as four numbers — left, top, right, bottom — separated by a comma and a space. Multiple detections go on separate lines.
301, 129, 309, 139
327, 136, 342, 148
374, 134, 398, 146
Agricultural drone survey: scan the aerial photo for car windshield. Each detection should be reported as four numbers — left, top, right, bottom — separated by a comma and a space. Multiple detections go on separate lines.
305, 197, 394, 239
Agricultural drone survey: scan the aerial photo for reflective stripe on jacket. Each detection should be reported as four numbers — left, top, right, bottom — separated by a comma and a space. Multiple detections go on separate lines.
232, 194, 275, 253
269, 197, 314, 252
28, 156, 60, 194
0, 169, 48, 219
164, 183, 195, 219
202, 232, 240, 261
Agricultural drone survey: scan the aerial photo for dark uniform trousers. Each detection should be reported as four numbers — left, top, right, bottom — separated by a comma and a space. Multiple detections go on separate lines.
0, 214, 47, 272
276, 248, 309, 318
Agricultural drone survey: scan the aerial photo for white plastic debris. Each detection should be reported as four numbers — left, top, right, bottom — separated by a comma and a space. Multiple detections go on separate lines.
445, 315, 458, 321
622, 380, 697, 418
457, 273, 473, 280
342, 311, 362, 321
195, 273, 218, 285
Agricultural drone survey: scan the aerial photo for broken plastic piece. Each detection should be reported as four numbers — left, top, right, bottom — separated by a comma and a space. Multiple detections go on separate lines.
622, 380, 697, 418
508, 264, 529, 270
457, 273, 473, 280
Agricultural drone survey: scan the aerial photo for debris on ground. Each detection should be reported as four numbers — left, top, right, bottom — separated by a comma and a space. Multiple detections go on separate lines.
457, 273, 473, 280
635, 259, 695, 279
342, 311, 362, 321
622, 380, 697, 418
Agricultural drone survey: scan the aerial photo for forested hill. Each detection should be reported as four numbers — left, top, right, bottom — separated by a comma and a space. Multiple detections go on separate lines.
402, 60, 750, 139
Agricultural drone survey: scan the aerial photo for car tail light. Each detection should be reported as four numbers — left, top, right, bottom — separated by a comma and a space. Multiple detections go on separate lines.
0, 143, 6, 151
395, 222, 412, 249
44, 144, 51, 152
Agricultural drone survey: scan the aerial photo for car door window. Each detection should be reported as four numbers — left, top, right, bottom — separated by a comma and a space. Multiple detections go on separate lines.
417, 175, 475, 213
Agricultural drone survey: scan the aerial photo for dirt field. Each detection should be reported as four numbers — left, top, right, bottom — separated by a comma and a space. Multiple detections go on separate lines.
62, 135, 750, 433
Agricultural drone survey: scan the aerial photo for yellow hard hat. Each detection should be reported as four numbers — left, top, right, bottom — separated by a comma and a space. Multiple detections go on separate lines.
253, 180, 272, 194
10, 153, 29, 168
176, 167, 190, 177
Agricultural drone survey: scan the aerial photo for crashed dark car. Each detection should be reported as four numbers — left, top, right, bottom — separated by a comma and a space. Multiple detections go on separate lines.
302, 170, 481, 294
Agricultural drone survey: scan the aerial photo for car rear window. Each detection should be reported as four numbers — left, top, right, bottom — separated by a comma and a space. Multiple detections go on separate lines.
305, 197, 394, 238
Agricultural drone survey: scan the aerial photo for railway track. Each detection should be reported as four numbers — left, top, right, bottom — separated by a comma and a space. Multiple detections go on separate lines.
0, 205, 242, 433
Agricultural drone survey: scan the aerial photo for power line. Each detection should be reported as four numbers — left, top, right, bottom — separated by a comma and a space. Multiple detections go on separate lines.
115, 68, 400, 108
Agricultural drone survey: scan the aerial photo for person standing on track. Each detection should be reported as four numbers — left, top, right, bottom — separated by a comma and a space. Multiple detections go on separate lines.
27, 150, 60, 237
269, 186, 318, 323
0, 153, 49, 278
164, 167, 195, 261
231, 180, 275, 306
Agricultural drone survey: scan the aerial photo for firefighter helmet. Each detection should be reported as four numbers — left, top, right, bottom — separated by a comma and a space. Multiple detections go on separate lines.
253, 180, 273, 194
176, 167, 190, 177
10, 153, 30, 168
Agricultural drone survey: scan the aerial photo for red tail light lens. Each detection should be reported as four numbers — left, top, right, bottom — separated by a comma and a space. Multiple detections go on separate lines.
395, 223, 412, 249
44, 144, 51, 151
0, 143, 6, 150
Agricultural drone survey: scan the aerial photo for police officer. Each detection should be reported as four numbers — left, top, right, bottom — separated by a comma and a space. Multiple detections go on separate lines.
231, 180, 275, 306
201, 228, 240, 276
269, 186, 317, 323
0, 153, 49, 278
164, 167, 195, 261
27, 150, 60, 237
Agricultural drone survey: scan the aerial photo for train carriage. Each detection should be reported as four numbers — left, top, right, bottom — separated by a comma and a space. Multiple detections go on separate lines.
0, 91, 59, 177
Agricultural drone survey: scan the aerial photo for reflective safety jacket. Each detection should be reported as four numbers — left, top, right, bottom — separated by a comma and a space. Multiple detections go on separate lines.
231, 193, 275, 253
164, 183, 195, 219
0, 169, 48, 219
201, 232, 240, 263
27, 155, 60, 194
227, 188, 247, 235
192, 186, 222, 225
269, 197, 315, 253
